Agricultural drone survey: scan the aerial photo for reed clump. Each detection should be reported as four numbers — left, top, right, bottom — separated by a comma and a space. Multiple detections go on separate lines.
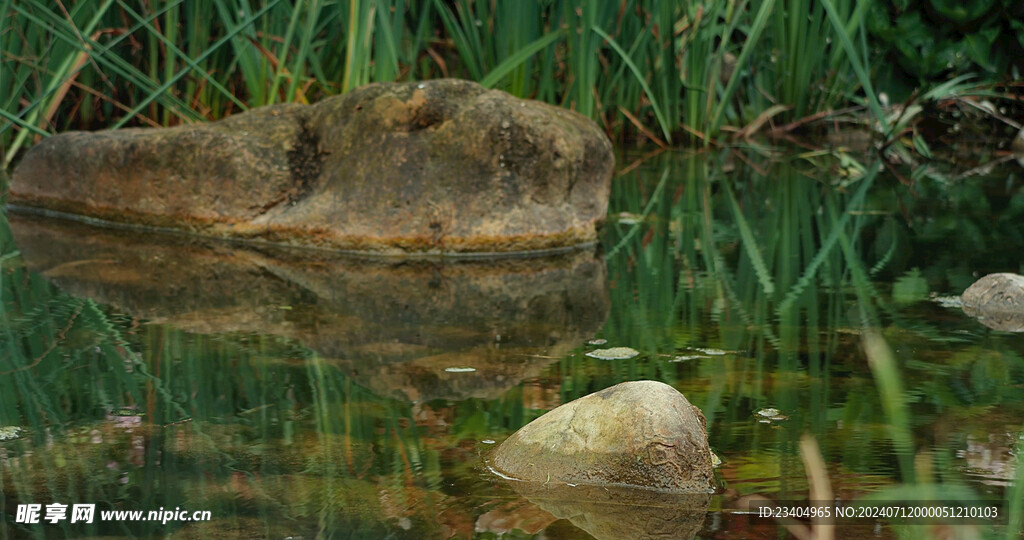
1, 0, 1015, 166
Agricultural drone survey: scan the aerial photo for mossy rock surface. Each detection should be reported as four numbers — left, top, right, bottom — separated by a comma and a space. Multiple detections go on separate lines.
491, 380, 715, 493
9, 79, 613, 256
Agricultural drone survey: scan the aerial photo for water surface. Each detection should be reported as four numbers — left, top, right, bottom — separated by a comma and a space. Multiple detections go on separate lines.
1, 151, 1023, 539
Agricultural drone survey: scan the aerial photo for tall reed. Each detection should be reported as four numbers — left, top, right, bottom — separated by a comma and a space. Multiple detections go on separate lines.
1, 0, 886, 166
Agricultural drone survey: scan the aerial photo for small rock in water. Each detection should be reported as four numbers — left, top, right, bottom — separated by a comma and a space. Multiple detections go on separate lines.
693, 347, 727, 356
444, 366, 477, 373
961, 273, 1024, 332
671, 355, 708, 362
490, 380, 716, 492
756, 408, 780, 418
587, 338, 608, 346
481, 439, 496, 445
585, 346, 640, 360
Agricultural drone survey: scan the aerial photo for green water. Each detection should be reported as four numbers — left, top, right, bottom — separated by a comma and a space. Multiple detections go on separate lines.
1, 151, 1023, 539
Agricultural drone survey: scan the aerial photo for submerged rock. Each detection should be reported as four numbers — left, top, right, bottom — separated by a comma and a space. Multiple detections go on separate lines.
490, 380, 715, 493
961, 273, 1024, 332
9, 79, 613, 256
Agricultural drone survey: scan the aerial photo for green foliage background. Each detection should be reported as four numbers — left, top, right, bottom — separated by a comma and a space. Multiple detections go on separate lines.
867, 0, 1024, 98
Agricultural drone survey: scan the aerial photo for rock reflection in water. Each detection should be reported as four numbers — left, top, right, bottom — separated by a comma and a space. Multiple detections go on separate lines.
498, 481, 711, 540
9, 214, 608, 403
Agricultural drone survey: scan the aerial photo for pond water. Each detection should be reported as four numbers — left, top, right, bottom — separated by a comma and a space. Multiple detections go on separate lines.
1, 150, 1023, 539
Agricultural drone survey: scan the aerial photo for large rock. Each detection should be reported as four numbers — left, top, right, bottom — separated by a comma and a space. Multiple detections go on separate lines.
490, 380, 715, 492
961, 273, 1024, 332
9, 79, 613, 255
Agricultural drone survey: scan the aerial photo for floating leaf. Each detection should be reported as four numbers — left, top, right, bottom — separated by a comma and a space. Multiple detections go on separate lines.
754, 408, 789, 423
585, 347, 640, 360
615, 212, 642, 225
671, 355, 709, 362
444, 367, 477, 373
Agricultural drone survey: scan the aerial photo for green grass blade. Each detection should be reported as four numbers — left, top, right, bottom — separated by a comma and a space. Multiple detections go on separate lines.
591, 25, 672, 143
819, 0, 885, 129
921, 73, 978, 101
710, 0, 774, 134
1007, 425, 1024, 539
725, 182, 775, 296
3, 0, 117, 166
431, 0, 483, 80
372, 0, 402, 83
862, 329, 915, 483
115, 1, 246, 110
0, 108, 50, 138
3, 1, 205, 130
268, 0, 307, 103
286, 0, 323, 101
112, 1, 282, 129
607, 168, 669, 259
480, 28, 564, 89
776, 165, 878, 316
